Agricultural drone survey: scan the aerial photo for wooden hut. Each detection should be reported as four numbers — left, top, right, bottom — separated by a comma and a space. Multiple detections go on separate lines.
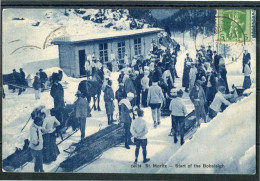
53, 28, 163, 77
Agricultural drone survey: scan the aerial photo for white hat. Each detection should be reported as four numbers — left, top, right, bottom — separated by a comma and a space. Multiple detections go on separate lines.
127, 92, 134, 98
144, 66, 149, 70
134, 71, 139, 75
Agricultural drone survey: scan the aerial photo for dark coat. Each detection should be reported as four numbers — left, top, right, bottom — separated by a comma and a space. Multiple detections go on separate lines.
214, 55, 220, 72
104, 85, 115, 115
242, 53, 251, 73
119, 101, 132, 125
124, 77, 136, 95
118, 73, 124, 83
33, 76, 41, 90
50, 83, 65, 109
196, 67, 206, 81
40, 71, 48, 83
182, 57, 193, 87
115, 88, 127, 103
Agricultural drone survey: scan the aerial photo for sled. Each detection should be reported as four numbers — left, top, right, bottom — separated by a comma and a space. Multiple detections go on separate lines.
59, 123, 124, 172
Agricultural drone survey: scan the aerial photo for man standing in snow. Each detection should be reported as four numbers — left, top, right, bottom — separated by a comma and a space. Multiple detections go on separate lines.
130, 109, 150, 164
39, 69, 48, 92
208, 86, 231, 120
147, 79, 165, 128
50, 73, 65, 138
104, 80, 115, 125
189, 80, 207, 126
189, 62, 198, 92
119, 92, 134, 149
242, 49, 251, 73
169, 89, 187, 145
74, 90, 91, 140
182, 53, 193, 93
33, 72, 41, 100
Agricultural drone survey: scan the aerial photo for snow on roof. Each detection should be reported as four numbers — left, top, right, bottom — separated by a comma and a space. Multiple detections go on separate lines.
53, 28, 163, 44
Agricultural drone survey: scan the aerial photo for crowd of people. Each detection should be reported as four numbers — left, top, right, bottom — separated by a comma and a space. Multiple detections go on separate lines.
7, 32, 253, 170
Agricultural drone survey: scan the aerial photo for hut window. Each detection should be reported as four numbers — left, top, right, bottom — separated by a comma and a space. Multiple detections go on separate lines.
99, 43, 108, 63
117, 41, 125, 63
134, 38, 141, 55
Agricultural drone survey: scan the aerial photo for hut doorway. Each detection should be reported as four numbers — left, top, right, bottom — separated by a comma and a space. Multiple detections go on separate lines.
79, 50, 86, 76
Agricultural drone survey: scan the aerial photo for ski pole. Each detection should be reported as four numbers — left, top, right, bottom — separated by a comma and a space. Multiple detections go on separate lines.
21, 115, 32, 132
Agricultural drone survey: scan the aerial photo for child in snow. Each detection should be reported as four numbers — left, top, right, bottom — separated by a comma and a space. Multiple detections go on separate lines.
130, 109, 150, 164
169, 89, 187, 145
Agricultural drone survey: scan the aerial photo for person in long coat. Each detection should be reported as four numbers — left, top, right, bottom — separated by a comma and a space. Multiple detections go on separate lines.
124, 74, 136, 105
189, 63, 197, 92
119, 92, 135, 149
242, 50, 251, 73
189, 80, 207, 126
243, 61, 252, 89
50, 73, 65, 137
219, 63, 229, 93
182, 53, 193, 92
33, 73, 41, 100
104, 80, 115, 125
205, 69, 217, 108
141, 70, 150, 107
41, 109, 60, 164
74, 90, 91, 140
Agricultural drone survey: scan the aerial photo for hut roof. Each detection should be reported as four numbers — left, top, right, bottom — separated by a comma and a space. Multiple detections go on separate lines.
53, 28, 163, 45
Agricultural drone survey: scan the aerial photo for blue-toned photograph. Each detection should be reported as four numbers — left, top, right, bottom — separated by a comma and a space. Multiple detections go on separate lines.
2, 8, 256, 174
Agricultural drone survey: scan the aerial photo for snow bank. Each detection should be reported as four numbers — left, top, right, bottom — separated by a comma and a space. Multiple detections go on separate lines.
158, 90, 256, 174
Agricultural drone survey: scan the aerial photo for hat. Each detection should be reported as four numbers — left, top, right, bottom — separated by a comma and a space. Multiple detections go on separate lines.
177, 89, 183, 95
39, 69, 43, 71
170, 88, 177, 96
201, 45, 205, 48
134, 71, 139, 75
13, 69, 16, 72
186, 53, 189, 56
127, 92, 134, 98
208, 45, 211, 48
20, 68, 23, 70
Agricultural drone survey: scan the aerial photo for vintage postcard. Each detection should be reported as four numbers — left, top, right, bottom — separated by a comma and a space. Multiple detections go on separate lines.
2, 8, 256, 175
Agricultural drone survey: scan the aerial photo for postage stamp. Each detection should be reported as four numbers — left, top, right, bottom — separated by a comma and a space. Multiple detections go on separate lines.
217, 9, 252, 43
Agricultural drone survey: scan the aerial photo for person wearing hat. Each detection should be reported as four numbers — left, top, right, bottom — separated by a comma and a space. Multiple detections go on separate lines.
19, 68, 26, 86
206, 45, 213, 62
162, 65, 174, 92
118, 92, 135, 149
169, 89, 187, 145
243, 60, 252, 89
33, 72, 41, 100
242, 49, 251, 73
189, 80, 207, 126
218, 63, 229, 93
196, 63, 206, 82
213, 51, 220, 73
130, 108, 150, 164
182, 53, 193, 92
200, 45, 206, 57
39, 69, 48, 92
74, 90, 91, 140
208, 86, 231, 120
147, 80, 165, 128
103, 80, 115, 125
205, 68, 217, 109
189, 62, 198, 92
